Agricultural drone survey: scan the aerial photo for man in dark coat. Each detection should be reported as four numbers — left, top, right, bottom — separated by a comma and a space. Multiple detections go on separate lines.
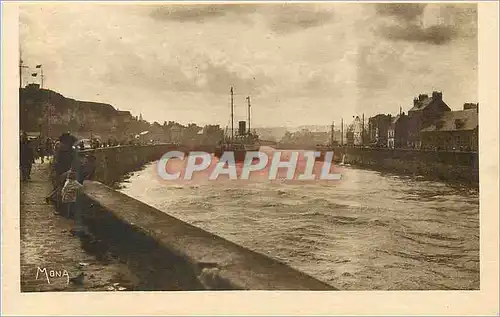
45, 137, 53, 158
20, 133, 34, 181
46, 133, 78, 204
54, 133, 78, 176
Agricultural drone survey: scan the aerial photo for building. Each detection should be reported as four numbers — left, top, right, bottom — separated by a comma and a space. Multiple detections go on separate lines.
387, 112, 409, 149
116, 110, 132, 124
420, 104, 478, 151
202, 124, 224, 145
25, 83, 40, 91
368, 114, 392, 146
346, 116, 364, 146
310, 132, 330, 145
407, 91, 451, 148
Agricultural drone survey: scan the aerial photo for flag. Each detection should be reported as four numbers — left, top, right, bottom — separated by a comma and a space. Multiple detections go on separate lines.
36, 64, 42, 68
31, 73, 38, 77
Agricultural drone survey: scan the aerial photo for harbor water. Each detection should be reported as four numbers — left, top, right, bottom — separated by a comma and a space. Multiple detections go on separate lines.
118, 152, 479, 290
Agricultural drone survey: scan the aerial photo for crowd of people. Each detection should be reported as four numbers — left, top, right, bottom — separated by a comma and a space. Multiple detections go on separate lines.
20, 131, 97, 236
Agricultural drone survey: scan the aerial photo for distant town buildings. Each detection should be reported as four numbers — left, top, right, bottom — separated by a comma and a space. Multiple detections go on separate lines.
407, 91, 451, 148
280, 129, 330, 146
20, 84, 478, 152
387, 112, 409, 149
364, 91, 478, 152
420, 103, 478, 151
368, 114, 392, 146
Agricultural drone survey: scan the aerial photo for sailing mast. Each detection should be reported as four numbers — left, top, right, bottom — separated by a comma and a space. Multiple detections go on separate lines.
341, 118, 344, 146
230, 86, 234, 142
330, 121, 334, 146
246, 96, 251, 135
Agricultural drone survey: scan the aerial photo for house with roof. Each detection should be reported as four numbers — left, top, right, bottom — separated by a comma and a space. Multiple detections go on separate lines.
407, 91, 451, 148
387, 112, 409, 149
346, 116, 364, 146
420, 103, 478, 151
368, 114, 392, 146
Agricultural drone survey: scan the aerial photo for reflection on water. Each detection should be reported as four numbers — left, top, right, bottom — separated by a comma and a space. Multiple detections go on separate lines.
119, 159, 479, 290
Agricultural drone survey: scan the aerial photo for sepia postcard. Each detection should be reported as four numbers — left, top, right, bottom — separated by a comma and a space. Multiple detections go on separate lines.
1, 1, 499, 315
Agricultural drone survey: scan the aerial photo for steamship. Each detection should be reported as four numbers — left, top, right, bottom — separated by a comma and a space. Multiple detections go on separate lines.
215, 87, 260, 162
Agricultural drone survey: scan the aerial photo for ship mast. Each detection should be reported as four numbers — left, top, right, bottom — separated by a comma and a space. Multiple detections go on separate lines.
230, 86, 234, 142
246, 96, 251, 135
341, 117, 344, 146
330, 121, 334, 146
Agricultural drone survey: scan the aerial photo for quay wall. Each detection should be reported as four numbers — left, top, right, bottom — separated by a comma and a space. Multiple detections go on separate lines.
332, 147, 479, 186
78, 144, 334, 290
80, 144, 180, 186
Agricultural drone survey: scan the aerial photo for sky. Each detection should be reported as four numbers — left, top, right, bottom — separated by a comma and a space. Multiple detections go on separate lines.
19, 2, 478, 128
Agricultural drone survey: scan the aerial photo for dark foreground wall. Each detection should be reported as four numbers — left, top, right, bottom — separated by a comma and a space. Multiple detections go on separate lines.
81, 181, 334, 290
78, 144, 334, 290
332, 147, 479, 186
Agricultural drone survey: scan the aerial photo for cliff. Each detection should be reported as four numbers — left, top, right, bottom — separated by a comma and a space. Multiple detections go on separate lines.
19, 86, 223, 144
19, 86, 139, 140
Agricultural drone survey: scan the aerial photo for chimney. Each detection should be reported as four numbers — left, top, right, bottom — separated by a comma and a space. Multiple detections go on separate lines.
413, 98, 419, 107
463, 102, 478, 111
432, 91, 442, 101
399, 106, 402, 115
418, 94, 428, 101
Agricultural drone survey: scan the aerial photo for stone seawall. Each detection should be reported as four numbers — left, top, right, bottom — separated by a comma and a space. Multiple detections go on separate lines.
81, 181, 334, 290
332, 147, 479, 187
80, 144, 179, 185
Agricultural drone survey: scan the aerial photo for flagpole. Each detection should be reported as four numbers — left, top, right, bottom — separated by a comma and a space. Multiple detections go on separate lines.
19, 60, 28, 89
19, 60, 22, 88
35, 64, 43, 88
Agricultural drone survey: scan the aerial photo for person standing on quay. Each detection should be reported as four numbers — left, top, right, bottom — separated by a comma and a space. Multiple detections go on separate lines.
61, 170, 83, 226
46, 132, 78, 204
20, 133, 34, 181
44, 137, 53, 161
37, 141, 46, 164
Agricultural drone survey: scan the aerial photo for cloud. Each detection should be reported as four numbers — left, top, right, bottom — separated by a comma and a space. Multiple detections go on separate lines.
267, 5, 334, 34
18, 3, 477, 127
356, 45, 390, 90
374, 3, 477, 45
149, 4, 334, 34
149, 4, 255, 23
100, 51, 274, 97
379, 24, 457, 45
375, 3, 426, 21
201, 59, 275, 95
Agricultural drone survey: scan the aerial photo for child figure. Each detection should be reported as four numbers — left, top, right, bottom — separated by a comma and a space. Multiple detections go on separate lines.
61, 170, 84, 233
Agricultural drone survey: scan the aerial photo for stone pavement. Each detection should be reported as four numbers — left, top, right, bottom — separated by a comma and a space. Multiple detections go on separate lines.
20, 161, 138, 292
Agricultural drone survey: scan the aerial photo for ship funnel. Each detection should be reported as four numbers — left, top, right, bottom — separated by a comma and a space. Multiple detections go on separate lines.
238, 121, 246, 135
